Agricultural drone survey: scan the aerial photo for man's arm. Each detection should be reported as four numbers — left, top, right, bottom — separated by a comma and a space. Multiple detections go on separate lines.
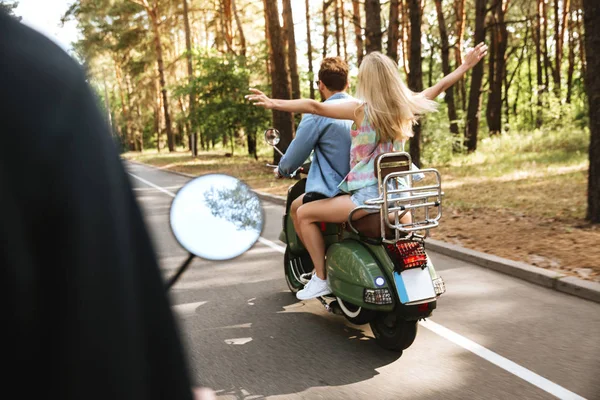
278, 114, 322, 177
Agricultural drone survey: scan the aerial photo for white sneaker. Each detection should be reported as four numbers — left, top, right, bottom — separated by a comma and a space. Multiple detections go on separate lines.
296, 274, 332, 300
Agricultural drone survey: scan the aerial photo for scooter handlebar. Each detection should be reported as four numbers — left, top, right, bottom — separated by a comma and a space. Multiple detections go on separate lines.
264, 163, 308, 177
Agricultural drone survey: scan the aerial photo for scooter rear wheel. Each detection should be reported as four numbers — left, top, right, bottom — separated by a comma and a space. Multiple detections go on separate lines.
336, 297, 376, 325
370, 313, 418, 352
284, 248, 313, 294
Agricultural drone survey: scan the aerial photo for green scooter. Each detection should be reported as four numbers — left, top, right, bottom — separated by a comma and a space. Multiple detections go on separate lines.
265, 128, 446, 353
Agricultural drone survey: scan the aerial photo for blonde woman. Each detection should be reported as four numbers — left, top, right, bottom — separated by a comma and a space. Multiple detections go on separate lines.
247, 44, 487, 300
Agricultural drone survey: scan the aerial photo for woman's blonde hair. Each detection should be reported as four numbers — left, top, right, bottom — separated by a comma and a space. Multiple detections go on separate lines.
355, 52, 438, 143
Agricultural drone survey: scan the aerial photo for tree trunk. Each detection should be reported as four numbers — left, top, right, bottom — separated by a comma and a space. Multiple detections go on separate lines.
566, 0, 576, 103
263, 0, 294, 163
401, 0, 411, 75
465, 0, 487, 152
264, 4, 272, 83
407, 0, 422, 166
247, 129, 257, 159
583, 0, 600, 222
535, 0, 545, 127
114, 61, 133, 151
182, 0, 198, 157
323, 0, 330, 57
351, 0, 364, 65
125, 73, 137, 151
231, 0, 247, 57
136, 103, 144, 152
577, 7, 587, 78
283, 0, 300, 102
434, 0, 460, 143
555, 0, 570, 94
428, 35, 434, 88
365, 0, 382, 53
553, 0, 561, 93
147, 4, 174, 152
306, 0, 315, 99
221, 0, 234, 52
335, 0, 341, 56
486, 0, 508, 136
341, 0, 348, 60
454, 0, 466, 110
154, 77, 161, 152
283, 0, 300, 130
387, 0, 400, 62
542, 0, 551, 92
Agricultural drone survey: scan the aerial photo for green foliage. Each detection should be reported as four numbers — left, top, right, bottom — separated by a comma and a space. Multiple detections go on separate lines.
176, 51, 270, 155
420, 101, 462, 166
449, 126, 589, 180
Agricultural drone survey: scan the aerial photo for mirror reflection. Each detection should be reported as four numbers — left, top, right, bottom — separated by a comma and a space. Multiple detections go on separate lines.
264, 128, 280, 146
170, 174, 263, 260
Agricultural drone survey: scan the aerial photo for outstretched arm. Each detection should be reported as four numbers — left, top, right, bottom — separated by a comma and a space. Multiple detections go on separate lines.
246, 89, 361, 125
421, 42, 488, 101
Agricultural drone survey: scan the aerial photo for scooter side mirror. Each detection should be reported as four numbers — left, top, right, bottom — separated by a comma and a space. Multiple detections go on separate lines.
264, 128, 281, 146
167, 174, 264, 288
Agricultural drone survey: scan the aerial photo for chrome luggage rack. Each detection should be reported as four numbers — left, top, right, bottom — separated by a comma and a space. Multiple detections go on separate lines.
347, 152, 443, 244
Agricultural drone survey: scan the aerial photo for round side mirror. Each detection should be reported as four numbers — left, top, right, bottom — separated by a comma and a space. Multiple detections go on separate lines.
264, 128, 281, 146
169, 174, 263, 261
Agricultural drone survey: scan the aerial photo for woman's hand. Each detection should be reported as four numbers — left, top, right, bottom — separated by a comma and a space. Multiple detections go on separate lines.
462, 42, 488, 70
245, 88, 275, 109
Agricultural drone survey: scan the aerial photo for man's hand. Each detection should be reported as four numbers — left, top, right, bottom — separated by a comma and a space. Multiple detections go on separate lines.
246, 88, 275, 109
273, 166, 283, 179
462, 42, 488, 70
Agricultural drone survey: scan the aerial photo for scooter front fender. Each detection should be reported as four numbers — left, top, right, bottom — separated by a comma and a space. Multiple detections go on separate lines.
326, 240, 395, 312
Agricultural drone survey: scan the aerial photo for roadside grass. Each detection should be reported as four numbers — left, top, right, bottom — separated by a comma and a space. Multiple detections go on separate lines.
123, 127, 599, 281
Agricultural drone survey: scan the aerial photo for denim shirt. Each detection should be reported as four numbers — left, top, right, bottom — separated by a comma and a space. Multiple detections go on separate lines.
278, 92, 354, 197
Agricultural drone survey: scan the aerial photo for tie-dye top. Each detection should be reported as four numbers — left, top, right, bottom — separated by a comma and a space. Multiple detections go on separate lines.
338, 110, 404, 193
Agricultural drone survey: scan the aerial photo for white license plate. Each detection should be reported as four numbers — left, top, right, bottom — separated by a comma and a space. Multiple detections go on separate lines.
393, 268, 436, 304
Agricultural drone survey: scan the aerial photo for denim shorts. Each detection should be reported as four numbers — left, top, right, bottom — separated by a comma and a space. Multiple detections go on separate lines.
350, 185, 380, 208
350, 182, 410, 211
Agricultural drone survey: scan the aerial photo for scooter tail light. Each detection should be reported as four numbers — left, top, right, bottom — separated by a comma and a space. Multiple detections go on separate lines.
364, 288, 393, 305
432, 276, 446, 296
385, 241, 428, 272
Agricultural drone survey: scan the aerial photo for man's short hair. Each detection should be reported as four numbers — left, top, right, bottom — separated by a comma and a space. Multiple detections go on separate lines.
318, 57, 349, 92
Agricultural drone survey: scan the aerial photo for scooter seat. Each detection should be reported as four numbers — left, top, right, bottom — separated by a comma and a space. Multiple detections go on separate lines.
347, 213, 394, 239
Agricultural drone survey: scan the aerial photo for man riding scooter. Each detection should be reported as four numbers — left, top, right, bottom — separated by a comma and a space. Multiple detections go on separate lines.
274, 56, 354, 279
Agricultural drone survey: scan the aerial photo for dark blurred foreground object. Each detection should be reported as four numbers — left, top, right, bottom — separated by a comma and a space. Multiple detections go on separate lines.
583, 0, 600, 223
0, 13, 203, 399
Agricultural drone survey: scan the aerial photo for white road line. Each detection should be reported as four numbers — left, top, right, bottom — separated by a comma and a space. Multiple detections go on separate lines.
419, 320, 586, 400
130, 168, 587, 400
129, 173, 176, 197
130, 172, 288, 251
257, 237, 286, 253
133, 186, 182, 191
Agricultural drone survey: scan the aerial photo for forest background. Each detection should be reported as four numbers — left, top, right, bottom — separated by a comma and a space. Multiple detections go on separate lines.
2, 0, 599, 282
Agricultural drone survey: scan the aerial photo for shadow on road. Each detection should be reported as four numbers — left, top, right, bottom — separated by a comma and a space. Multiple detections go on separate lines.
178, 283, 402, 399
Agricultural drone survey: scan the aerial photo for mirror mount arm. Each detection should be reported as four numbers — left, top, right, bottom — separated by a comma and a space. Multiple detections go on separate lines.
272, 145, 284, 157
165, 253, 195, 290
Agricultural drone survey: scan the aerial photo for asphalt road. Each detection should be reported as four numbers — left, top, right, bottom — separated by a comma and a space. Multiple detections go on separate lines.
126, 161, 600, 400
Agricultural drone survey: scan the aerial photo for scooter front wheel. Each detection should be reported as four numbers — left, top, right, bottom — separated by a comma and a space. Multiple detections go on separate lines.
370, 313, 418, 352
284, 248, 313, 294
